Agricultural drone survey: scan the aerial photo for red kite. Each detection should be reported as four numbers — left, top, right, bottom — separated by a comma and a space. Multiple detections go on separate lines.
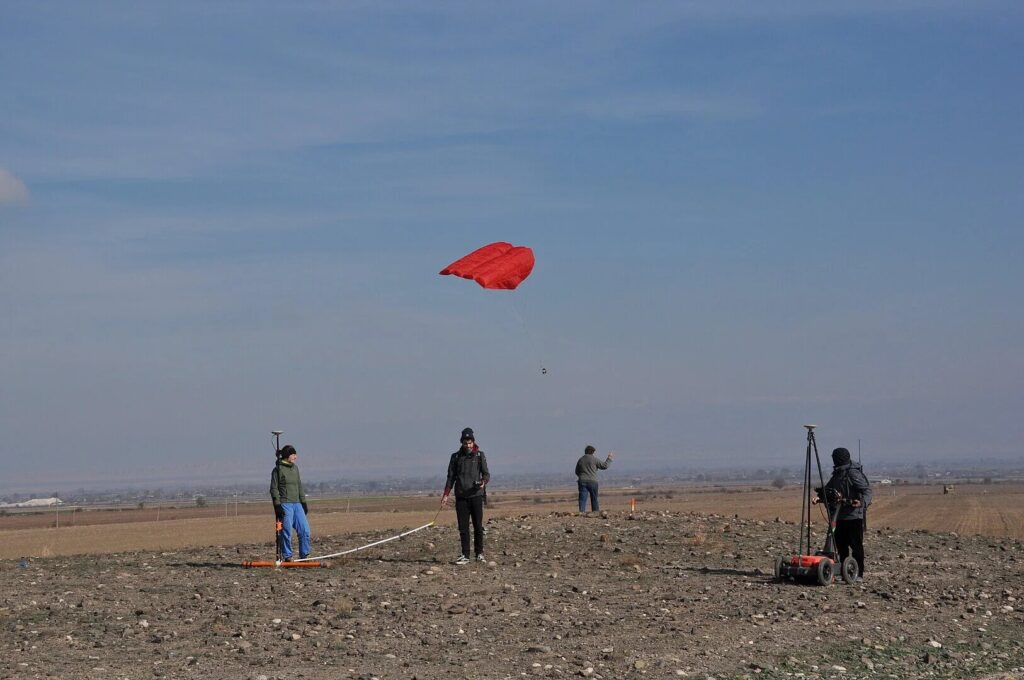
439, 242, 535, 290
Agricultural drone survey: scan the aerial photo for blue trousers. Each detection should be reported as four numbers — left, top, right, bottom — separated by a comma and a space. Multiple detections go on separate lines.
278, 502, 311, 559
578, 480, 599, 512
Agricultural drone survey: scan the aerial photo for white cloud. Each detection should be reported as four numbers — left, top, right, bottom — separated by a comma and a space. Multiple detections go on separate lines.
0, 168, 30, 205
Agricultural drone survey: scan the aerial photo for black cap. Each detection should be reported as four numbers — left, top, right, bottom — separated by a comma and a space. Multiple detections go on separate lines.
279, 445, 297, 458
832, 447, 851, 466
584, 445, 596, 455
460, 427, 475, 442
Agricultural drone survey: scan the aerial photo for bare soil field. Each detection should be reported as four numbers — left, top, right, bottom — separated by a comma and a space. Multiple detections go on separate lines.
2, 506, 1022, 680
3, 485, 1022, 678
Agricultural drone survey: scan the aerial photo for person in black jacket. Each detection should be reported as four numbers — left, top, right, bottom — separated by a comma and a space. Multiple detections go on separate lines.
441, 427, 490, 564
813, 447, 873, 579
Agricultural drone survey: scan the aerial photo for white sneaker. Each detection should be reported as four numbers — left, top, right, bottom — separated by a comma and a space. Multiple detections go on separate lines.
476, 554, 486, 562
454, 555, 470, 565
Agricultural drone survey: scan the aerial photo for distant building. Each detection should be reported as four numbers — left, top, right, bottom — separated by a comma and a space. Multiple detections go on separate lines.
0, 497, 64, 508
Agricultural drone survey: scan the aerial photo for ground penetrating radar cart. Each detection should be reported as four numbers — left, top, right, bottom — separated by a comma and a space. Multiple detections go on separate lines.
774, 425, 859, 586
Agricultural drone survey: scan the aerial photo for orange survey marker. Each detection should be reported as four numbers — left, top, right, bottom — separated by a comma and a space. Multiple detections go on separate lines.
630, 497, 636, 513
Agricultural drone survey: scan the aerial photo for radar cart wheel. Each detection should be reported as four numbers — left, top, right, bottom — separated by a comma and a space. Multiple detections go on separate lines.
816, 557, 835, 586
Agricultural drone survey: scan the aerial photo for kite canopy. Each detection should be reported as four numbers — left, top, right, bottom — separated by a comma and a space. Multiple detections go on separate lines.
439, 242, 535, 290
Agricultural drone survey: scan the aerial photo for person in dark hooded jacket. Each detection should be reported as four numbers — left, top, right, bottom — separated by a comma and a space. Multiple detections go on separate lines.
441, 427, 490, 565
814, 447, 872, 578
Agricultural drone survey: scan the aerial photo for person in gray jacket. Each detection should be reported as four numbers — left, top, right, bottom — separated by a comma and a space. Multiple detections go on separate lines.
575, 445, 614, 513
813, 447, 872, 578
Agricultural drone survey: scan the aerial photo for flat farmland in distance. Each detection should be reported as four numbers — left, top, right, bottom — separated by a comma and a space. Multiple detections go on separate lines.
0, 495, 438, 531
592, 482, 1024, 539
1, 483, 1021, 559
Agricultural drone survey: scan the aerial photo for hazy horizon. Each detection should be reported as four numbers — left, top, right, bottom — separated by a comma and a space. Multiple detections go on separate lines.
2, 3, 1022, 491
4, 448, 1021, 497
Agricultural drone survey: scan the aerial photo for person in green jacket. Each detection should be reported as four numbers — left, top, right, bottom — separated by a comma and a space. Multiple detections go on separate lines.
270, 445, 311, 560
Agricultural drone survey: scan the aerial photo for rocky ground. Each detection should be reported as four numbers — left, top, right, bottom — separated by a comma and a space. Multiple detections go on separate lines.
2, 510, 1023, 679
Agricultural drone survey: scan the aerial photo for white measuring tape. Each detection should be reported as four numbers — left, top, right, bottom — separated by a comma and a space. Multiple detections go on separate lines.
293, 506, 445, 563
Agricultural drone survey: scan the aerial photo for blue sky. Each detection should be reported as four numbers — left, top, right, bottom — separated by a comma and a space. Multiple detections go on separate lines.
2, 2, 1022, 491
